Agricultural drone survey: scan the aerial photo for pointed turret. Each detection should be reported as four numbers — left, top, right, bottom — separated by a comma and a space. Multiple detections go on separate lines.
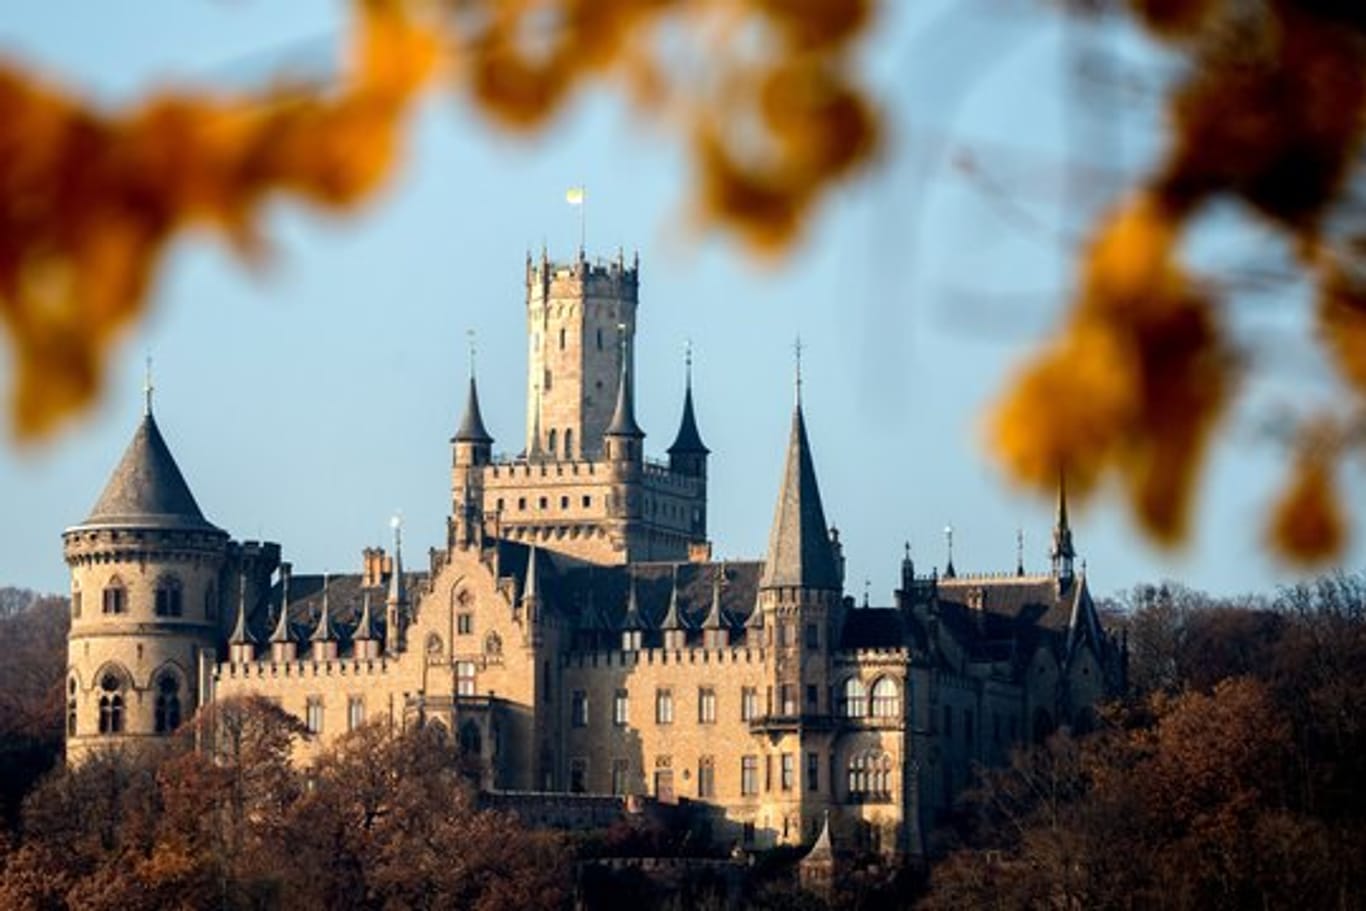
1051, 468, 1076, 584
78, 411, 221, 532
661, 567, 688, 650
353, 589, 380, 659
667, 347, 709, 478
760, 402, 840, 591
385, 519, 408, 654
453, 375, 493, 446
312, 574, 338, 660
604, 334, 644, 461
521, 544, 542, 626
701, 566, 730, 648
620, 573, 645, 651
269, 566, 297, 662
944, 525, 956, 579
229, 572, 256, 663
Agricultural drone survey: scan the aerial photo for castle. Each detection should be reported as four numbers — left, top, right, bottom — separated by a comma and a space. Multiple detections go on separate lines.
63, 250, 1124, 857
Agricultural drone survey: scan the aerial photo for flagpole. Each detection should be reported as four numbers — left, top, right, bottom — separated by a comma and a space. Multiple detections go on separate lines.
579, 191, 586, 256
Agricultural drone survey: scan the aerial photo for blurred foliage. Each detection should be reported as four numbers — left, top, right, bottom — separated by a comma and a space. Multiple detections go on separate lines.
991, 0, 1366, 566
0, 0, 876, 441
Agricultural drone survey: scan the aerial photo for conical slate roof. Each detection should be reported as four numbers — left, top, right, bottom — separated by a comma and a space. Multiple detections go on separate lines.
760, 404, 839, 590
79, 413, 220, 532
605, 349, 644, 438
667, 383, 708, 455
453, 376, 493, 444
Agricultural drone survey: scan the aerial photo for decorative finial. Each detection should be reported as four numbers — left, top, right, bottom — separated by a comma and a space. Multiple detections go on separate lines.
390, 513, 403, 553
904, 540, 912, 561
684, 339, 693, 387
1016, 528, 1025, 576
793, 336, 804, 405
944, 524, 956, 578
862, 577, 870, 608
466, 329, 477, 379
143, 354, 154, 415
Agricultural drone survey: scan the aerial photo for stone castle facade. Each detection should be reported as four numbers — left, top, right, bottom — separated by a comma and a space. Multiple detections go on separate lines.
63, 250, 1124, 857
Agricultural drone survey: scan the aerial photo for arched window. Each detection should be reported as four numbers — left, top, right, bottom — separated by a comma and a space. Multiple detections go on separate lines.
205, 584, 217, 621
154, 672, 181, 734
840, 678, 867, 718
547, 428, 558, 457
67, 677, 78, 736
155, 576, 183, 617
97, 670, 126, 735
564, 428, 574, 459
102, 576, 127, 615
870, 677, 900, 718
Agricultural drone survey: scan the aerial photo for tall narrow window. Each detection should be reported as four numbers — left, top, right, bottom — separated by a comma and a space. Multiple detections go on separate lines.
841, 678, 868, 718
596, 327, 603, 350
741, 755, 758, 796
655, 688, 674, 725
570, 759, 587, 793
698, 756, 715, 798
611, 759, 630, 795
102, 577, 126, 615
71, 590, 81, 620
572, 690, 589, 727
781, 753, 795, 791
348, 696, 365, 731
154, 673, 181, 733
67, 678, 77, 736
306, 697, 324, 734
548, 428, 558, 456
698, 687, 716, 724
98, 671, 125, 734
741, 687, 758, 722
456, 661, 477, 696
870, 677, 900, 718
613, 689, 629, 725
564, 428, 574, 459
807, 752, 820, 792
154, 576, 183, 618
559, 327, 566, 350
780, 684, 797, 716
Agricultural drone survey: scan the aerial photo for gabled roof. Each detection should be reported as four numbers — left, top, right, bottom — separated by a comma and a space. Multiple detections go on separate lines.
453, 376, 493, 444
760, 405, 839, 591
77, 413, 221, 532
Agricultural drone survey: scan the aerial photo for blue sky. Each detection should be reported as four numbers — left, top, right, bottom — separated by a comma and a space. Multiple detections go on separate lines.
0, 1, 1350, 599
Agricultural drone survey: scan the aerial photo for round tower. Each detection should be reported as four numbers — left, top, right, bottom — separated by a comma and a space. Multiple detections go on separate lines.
63, 402, 227, 761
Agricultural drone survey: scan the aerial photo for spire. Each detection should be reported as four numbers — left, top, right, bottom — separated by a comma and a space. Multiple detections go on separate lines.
522, 544, 541, 608
143, 355, 154, 416
230, 572, 255, 645
944, 525, 956, 579
269, 575, 293, 644
661, 567, 686, 631
387, 518, 407, 606
1016, 528, 1025, 576
354, 590, 376, 641
453, 340, 491, 442
79, 410, 220, 532
311, 574, 336, 642
1051, 467, 1076, 582
702, 566, 726, 629
622, 573, 646, 630
667, 342, 708, 456
760, 400, 840, 590
604, 327, 644, 439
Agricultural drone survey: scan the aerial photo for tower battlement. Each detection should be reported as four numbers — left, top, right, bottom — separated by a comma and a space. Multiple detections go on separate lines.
526, 252, 639, 304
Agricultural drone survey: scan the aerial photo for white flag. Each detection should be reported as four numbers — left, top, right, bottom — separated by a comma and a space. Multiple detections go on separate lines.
565, 186, 585, 206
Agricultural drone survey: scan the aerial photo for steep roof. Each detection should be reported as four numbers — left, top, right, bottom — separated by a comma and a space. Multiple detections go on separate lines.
604, 349, 644, 438
760, 405, 839, 590
453, 376, 494, 444
666, 383, 708, 455
78, 413, 220, 532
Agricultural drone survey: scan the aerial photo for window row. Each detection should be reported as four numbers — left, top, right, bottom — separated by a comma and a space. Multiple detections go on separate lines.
574, 750, 893, 802
80, 575, 213, 620
69, 669, 182, 737
303, 695, 370, 735
572, 686, 740, 727
838, 676, 901, 719
496, 494, 594, 513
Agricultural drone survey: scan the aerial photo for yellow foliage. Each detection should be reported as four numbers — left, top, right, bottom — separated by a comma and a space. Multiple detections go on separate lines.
0, 0, 436, 440
1, 0, 878, 440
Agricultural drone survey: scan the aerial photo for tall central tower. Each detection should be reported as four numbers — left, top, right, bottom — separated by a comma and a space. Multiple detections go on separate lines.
525, 249, 639, 460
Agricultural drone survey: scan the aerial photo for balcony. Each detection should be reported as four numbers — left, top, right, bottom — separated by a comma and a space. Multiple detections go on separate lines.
748, 713, 838, 735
